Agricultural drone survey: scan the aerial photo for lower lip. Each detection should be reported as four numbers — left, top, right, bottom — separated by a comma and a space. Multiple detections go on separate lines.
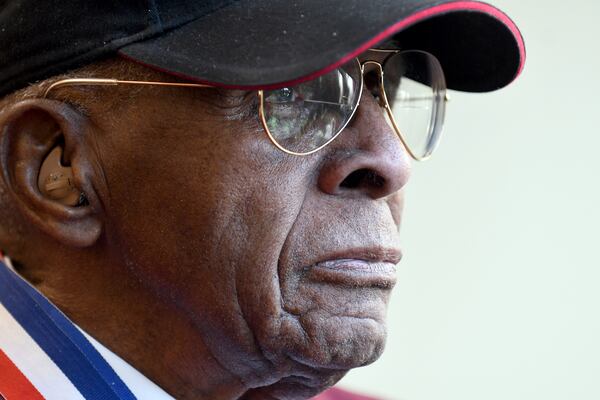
307, 259, 397, 288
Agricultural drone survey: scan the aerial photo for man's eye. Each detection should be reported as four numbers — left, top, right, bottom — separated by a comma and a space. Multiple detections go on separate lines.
267, 87, 296, 103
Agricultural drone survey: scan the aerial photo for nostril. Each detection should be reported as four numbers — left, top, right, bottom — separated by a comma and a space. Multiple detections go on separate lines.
340, 168, 385, 190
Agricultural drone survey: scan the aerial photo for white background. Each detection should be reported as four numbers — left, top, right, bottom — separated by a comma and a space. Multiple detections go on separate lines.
339, 1, 600, 399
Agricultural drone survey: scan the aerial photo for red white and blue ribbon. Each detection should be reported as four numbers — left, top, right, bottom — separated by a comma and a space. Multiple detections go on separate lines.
0, 259, 137, 400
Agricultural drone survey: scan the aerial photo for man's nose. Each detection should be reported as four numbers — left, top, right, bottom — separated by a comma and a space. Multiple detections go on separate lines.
317, 89, 412, 199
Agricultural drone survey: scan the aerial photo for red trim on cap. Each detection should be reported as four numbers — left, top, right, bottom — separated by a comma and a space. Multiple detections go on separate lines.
307, 1, 527, 85
119, 0, 525, 90
0, 349, 45, 400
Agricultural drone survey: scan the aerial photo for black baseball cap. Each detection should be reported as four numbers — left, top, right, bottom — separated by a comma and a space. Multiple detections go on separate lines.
0, 0, 525, 97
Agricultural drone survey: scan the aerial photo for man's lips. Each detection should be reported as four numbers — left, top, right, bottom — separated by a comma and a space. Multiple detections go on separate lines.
305, 248, 402, 288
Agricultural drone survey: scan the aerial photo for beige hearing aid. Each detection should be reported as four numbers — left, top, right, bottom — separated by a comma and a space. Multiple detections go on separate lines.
38, 147, 81, 206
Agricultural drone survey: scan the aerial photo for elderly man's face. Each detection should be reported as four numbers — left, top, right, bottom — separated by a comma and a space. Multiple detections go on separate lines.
92, 58, 410, 387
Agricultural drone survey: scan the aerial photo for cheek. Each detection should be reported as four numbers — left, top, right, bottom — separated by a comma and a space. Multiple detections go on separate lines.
99, 116, 312, 366
99, 99, 278, 296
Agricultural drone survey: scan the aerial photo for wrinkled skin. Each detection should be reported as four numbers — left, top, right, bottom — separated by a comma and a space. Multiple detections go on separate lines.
0, 54, 410, 399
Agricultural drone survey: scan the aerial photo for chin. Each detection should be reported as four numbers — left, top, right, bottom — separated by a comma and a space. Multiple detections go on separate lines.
248, 317, 386, 400
288, 313, 388, 370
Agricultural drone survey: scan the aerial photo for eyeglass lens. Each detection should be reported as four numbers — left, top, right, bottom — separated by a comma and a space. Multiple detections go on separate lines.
261, 50, 446, 159
261, 60, 362, 155
382, 50, 447, 160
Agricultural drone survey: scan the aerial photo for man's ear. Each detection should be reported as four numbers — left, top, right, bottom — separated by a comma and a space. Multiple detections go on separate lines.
0, 98, 103, 247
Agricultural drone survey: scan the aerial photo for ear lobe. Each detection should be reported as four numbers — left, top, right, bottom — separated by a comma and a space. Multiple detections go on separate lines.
0, 99, 102, 248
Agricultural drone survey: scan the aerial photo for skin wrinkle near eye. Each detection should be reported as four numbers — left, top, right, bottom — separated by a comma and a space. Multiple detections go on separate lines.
204, 90, 257, 121
131, 92, 262, 145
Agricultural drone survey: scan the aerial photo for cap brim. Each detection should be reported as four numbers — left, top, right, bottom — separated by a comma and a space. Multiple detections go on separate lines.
119, 0, 525, 93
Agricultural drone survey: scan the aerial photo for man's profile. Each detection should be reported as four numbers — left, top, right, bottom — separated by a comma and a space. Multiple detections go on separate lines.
0, 1, 525, 399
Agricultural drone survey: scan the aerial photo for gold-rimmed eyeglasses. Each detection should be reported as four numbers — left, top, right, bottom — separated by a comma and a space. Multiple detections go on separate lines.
44, 49, 448, 161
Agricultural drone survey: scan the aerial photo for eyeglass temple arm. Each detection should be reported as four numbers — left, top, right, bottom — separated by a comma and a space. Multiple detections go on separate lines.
292, 93, 450, 107
43, 78, 214, 98
391, 93, 452, 102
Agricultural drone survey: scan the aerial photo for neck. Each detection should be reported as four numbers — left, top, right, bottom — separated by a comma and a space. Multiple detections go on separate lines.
12, 247, 249, 400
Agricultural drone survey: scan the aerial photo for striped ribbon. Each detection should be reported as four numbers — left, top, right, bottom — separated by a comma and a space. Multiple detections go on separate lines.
0, 260, 137, 400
